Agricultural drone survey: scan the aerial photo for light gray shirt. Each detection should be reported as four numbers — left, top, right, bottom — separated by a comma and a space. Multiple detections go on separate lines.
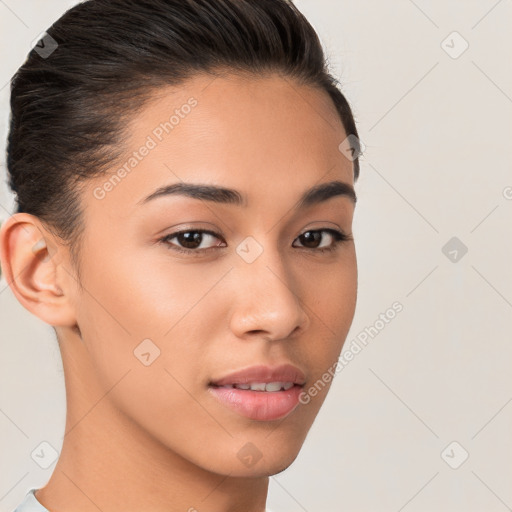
12, 489, 48, 512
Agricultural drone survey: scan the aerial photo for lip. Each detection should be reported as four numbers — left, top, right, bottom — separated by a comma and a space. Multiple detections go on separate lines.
208, 363, 306, 421
209, 363, 306, 387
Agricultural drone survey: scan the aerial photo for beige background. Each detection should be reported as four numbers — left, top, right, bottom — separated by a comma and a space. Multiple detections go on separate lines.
1, 1, 511, 511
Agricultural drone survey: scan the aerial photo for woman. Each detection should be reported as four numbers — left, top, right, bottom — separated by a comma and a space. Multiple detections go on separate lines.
1, 0, 361, 510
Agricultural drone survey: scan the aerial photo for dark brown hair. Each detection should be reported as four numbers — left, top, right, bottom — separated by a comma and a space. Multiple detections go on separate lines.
6, 0, 360, 275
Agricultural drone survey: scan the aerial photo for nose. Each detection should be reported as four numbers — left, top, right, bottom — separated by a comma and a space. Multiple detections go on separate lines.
228, 245, 310, 342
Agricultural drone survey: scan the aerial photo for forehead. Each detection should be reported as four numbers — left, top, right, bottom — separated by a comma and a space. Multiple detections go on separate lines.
84, 72, 354, 219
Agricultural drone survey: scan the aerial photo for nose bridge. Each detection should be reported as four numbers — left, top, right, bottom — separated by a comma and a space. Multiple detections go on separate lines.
229, 234, 309, 340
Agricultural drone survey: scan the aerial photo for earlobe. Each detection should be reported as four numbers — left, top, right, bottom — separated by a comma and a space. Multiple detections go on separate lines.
0, 213, 78, 327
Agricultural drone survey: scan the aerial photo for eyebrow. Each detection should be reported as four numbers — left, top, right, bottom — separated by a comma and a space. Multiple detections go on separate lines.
138, 179, 357, 208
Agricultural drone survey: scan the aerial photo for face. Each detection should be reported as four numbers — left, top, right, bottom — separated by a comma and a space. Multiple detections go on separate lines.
67, 72, 357, 476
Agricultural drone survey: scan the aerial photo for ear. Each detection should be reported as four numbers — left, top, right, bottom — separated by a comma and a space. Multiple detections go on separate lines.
0, 213, 78, 327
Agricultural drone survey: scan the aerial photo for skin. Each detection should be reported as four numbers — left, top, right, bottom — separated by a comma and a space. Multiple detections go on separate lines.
0, 71, 357, 512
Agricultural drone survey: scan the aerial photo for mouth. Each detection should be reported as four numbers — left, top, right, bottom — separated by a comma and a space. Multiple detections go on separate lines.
210, 381, 297, 392
207, 364, 306, 421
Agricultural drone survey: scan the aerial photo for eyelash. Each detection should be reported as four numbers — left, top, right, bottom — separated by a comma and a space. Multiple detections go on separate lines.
158, 228, 352, 256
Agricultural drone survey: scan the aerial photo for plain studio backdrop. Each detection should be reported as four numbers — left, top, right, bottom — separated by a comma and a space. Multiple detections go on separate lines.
1, 1, 511, 511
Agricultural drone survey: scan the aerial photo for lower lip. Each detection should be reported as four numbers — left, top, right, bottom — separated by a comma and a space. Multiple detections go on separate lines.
208, 385, 303, 421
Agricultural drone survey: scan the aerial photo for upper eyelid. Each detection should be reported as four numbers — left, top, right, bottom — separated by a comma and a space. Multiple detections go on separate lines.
163, 227, 342, 237
164, 228, 225, 241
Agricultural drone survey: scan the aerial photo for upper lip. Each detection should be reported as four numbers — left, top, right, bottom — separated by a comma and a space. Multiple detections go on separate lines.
209, 363, 306, 387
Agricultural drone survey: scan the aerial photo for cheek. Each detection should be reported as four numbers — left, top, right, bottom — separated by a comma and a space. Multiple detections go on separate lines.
73, 253, 228, 447
73, 246, 231, 396
312, 251, 357, 323
77, 243, 230, 338
302, 253, 357, 382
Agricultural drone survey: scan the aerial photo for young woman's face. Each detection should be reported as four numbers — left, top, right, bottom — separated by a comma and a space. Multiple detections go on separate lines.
70, 72, 357, 476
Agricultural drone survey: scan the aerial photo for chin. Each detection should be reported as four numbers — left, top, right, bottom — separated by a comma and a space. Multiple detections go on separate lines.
259, 451, 300, 477
192, 433, 306, 478
211, 453, 301, 479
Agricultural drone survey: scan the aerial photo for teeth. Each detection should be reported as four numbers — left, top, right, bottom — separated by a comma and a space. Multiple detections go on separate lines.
264, 382, 283, 392
250, 382, 267, 391
230, 382, 295, 392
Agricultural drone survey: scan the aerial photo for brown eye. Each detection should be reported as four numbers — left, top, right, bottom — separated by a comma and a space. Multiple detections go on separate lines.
160, 229, 225, 253
293, 229, 349, 252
